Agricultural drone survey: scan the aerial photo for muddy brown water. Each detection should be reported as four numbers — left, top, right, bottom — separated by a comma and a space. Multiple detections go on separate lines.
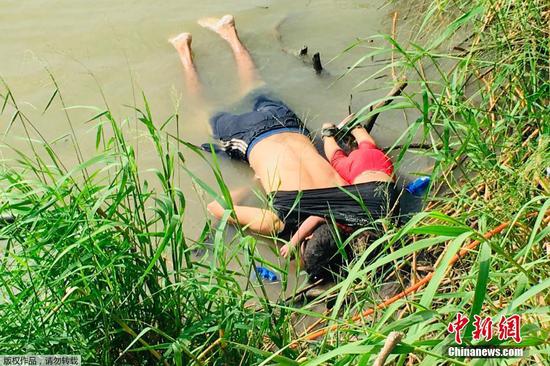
0, 0, 433, 302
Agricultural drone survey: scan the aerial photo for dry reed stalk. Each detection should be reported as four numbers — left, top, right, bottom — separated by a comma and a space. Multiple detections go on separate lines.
411, 249, 418, 285
373, 331, 403, 366
391, 12, 399, 82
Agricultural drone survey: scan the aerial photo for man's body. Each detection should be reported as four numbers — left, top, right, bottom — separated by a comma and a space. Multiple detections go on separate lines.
249, 133, 346, 192
170, 15, 396, 239
171, 15, 346, 235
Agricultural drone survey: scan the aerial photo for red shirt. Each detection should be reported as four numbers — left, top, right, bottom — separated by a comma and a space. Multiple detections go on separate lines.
330, 141, 394, 184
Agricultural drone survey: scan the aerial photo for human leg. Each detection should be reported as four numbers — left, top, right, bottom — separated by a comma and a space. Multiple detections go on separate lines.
169, 33, 202, 98
198, 15, 263, 96
170, 32, 214, 129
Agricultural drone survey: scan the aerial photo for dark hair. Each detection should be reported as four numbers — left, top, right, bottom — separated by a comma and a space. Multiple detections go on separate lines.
302, 223, 351, 282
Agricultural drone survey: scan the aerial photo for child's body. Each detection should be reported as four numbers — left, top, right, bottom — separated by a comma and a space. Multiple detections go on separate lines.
280, 121, 395, 258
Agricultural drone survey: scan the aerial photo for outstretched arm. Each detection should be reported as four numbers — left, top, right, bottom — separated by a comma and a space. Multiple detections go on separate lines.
322, 122, 343, 162
350, 125, 377, 146
207, 200, 284, 235
322, 114, 354, 161
280, 216, 325, 258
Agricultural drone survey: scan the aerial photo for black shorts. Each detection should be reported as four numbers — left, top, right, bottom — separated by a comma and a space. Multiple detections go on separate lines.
209, 88, 310, 161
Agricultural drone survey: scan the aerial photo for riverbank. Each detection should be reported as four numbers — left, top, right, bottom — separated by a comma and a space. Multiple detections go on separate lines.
0, 0, 548, 364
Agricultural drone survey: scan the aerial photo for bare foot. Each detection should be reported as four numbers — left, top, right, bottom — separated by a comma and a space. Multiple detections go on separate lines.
169, 32, 192, 51
198, 15, 235, 39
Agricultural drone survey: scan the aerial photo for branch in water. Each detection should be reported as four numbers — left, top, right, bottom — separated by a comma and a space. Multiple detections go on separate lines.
312, 52, 323, 74
364, 81, 408, 132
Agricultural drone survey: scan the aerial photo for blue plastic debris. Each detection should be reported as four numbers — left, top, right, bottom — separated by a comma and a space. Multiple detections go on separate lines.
406, 176, 431, 196
255, 266, 278, 282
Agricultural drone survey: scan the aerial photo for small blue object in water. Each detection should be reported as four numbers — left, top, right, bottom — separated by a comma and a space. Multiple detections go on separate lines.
255, 266, 278, 282
406, 176, 431, 196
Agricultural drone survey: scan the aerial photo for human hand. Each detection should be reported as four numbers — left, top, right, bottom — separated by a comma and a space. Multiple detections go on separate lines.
321, 123, 338, 139
206, 200, 224, 218
280, 244, 294, 258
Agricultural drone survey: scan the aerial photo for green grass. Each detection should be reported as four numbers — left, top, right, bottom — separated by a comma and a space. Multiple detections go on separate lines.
0, 93, 298, 365
0, 0, 549, 364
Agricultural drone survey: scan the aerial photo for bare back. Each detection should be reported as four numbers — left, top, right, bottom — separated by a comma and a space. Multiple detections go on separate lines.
249, 133, 346, 192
